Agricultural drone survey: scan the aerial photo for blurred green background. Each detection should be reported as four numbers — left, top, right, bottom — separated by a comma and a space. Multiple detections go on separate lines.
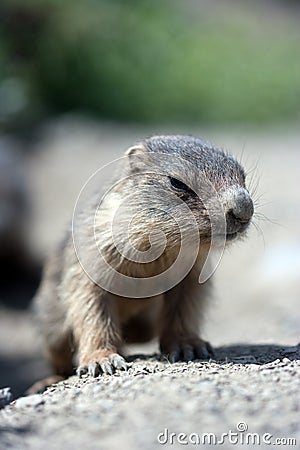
0, 0, 300, 129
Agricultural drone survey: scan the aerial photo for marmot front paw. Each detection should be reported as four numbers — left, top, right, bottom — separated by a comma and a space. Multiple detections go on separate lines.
77, 350, 128, 377
160, 336, 214, 363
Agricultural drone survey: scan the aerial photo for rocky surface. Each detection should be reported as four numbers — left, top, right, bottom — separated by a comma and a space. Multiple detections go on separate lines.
1, 346, 299, 449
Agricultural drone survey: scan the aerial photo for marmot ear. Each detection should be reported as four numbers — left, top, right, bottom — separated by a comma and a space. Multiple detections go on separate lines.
125, 144, 147, 157
125, 144, 147, 172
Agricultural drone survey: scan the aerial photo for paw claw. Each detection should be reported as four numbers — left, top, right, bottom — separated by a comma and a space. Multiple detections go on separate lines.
183, 346, 195, 362
195, 345, 208, 360
88, 361, 100, 377
169, 350, 180, 363
111, 354, 128, 371
206, 342, 215, 358
101, 360, 114, 375
76, 366, 88, 378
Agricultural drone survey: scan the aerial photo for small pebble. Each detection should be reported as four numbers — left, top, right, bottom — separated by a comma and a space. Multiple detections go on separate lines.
0, 387, 13, 409
282, 358, 291, 364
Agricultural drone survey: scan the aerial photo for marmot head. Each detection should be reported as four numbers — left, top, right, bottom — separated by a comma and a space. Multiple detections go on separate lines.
76, 135, 255, 294
123, 135, 254, 246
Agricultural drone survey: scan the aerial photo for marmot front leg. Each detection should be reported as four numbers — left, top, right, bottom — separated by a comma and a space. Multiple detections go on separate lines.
159, 275, 214, 363
65, 280, 127, 377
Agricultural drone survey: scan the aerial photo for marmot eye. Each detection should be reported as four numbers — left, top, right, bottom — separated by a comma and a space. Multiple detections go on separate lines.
169, 177, 190, 192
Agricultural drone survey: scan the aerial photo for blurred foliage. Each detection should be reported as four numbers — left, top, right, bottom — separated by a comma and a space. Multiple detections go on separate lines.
0, 0, 300, 126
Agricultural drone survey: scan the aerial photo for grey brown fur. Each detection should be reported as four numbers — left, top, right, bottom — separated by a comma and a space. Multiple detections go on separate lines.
33, 135, 254, 381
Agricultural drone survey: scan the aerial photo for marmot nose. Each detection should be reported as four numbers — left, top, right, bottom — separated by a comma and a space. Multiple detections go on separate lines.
227, 193, 254, 225
226, 191, 254, 227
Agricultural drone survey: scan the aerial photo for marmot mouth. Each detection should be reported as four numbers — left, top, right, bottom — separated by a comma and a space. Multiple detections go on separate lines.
201, 231, 239, 242
225, 232, 238, 241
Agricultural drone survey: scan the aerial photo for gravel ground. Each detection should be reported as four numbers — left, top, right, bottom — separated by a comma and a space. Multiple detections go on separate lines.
0, 119, 299, 449
1, 348, 299, 449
